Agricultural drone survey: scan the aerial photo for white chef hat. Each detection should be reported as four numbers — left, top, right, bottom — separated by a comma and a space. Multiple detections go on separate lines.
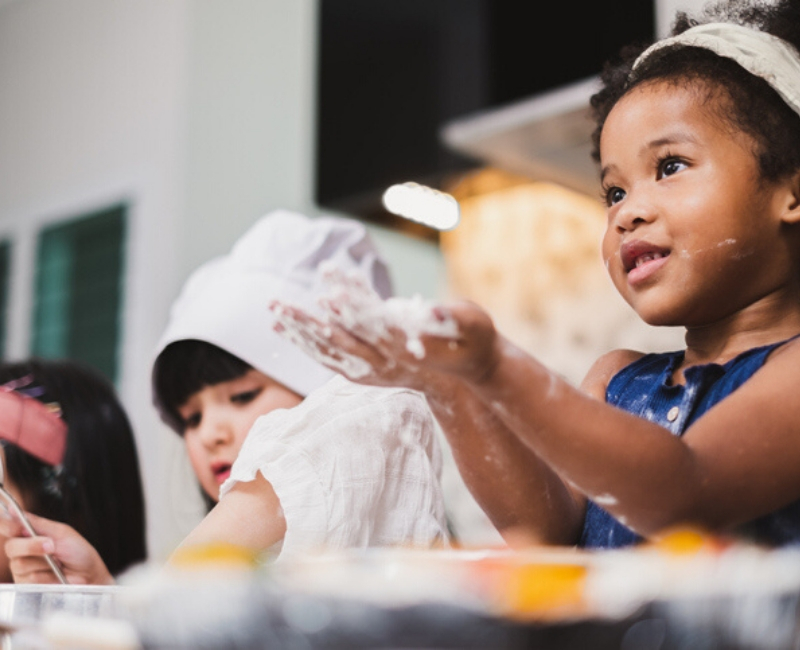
153, 209, 392, 401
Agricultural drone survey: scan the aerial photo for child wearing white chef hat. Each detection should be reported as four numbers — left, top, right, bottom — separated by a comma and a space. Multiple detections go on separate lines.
156, 209, 449, 560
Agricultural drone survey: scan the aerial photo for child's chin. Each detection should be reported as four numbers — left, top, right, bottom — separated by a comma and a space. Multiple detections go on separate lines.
628, 297, 684, 328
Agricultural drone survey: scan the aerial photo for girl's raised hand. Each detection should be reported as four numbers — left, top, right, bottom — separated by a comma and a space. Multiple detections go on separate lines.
270, 265, 502, 387
0, 512, 114, 585
271, 302, 427, 389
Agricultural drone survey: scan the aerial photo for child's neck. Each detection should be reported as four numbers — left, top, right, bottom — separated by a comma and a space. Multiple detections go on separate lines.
683, 309, 800, 367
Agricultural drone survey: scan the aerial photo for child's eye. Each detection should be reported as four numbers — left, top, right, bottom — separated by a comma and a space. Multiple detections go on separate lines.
231, 388, 262, 405
183, 412, 201, 429
658, 157, 687, 179
603, 186, 626, 207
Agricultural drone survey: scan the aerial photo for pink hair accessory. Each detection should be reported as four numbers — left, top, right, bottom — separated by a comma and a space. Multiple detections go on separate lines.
0, 387, 67, 466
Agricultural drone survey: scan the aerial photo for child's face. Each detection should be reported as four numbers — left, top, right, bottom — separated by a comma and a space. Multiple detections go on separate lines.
178, 369, 303, 501
599, 80, 791, 327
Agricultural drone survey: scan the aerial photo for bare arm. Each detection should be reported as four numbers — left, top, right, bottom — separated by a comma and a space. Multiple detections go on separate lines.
274, 283, 800, 540
172, 474, 286, 559
272, 299, 585, 545
421, 345, 646, 544
424, 375, 585, 545
466, 332, 800, 538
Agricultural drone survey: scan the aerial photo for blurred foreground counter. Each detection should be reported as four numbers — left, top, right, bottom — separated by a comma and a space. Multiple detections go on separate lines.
2, 532, 800, 649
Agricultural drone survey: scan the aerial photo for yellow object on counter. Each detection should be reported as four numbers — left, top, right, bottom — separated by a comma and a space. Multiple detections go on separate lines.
649, 526, 729, 555
169, 542, 261, 570
501, 562, 588, 619
467, 552, 590, 621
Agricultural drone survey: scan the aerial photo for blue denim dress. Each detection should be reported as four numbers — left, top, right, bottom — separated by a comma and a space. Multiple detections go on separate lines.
579, 338, 800, 549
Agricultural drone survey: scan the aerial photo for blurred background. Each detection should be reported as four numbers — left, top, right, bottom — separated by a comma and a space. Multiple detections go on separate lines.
0, 0, 700, 561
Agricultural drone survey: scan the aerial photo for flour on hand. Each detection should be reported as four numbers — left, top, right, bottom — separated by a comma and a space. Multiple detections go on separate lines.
318, 262, 459, 359
271, 261, 460, 381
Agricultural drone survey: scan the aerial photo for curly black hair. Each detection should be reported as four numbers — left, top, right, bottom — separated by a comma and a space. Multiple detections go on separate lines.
590, 0, 800, 183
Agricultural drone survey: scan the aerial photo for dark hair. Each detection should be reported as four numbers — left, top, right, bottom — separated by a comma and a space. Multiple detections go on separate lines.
0, 359, 147, 576
590, 0, 800, 183
152, 340, 252, 435
152, 340, 252, 511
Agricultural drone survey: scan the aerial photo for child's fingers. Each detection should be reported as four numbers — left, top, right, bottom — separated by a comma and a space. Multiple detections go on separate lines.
321, 294, 426, 361
8, 557, 62, 584
2, 514, 113, 585
368, 305, 463, 365
321, 298, 388, 346
5, 535, 63, 583
271, 304, 333, 353
18, 511, 70, 539
316, 268, 393, 345
5, 535, 55, 561
323, 301, 404, 354
272, 303, 338, 352
364, 300, 496, 380
325, 322, 396, 370
269, 300, 323, 330
272, 303, 381, 380
0, 511, 28, 539
273, 302, 422, 385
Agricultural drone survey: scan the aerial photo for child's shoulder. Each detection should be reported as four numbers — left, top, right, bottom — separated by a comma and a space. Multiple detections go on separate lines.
751, 333, 800, 380
580, 348, 647, 401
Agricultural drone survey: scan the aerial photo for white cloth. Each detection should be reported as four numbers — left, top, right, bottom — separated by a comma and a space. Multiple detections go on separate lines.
633, 23, 800, 119
220, 375, 449, 561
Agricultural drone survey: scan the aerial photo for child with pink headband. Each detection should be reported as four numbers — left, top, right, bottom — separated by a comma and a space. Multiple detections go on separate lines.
0, 360, 145, 583
275, 0, 800, 549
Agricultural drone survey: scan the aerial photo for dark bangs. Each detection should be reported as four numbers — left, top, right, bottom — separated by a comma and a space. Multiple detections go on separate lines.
152, 340, 252, 434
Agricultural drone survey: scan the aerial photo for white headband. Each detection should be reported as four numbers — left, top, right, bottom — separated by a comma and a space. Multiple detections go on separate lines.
633, 23, 800, 118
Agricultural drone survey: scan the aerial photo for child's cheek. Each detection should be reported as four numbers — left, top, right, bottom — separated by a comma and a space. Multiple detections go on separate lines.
601, 246, 623, 285
184, 439, 208, 478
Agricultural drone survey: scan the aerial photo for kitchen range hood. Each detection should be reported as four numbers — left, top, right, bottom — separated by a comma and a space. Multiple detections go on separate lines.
441, 75, 602, 197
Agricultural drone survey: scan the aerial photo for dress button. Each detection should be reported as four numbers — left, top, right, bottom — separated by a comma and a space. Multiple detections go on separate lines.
667, 406, 680, 422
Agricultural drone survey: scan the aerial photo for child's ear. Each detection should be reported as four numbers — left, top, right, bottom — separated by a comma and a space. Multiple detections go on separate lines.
779, 169, 800, 225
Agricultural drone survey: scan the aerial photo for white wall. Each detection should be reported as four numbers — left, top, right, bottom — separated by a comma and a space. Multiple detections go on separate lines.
180, 1, 448, 304
0, 0, 191, 560
0, 0, 327, 560
656, 0, 708, 36
180, 0, 320, 283
0, 0, 450, 561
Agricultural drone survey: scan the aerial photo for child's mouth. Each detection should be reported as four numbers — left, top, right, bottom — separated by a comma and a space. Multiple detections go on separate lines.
212, 463, 232, 484
621, 241, 671, 283
633, 251, 666, 267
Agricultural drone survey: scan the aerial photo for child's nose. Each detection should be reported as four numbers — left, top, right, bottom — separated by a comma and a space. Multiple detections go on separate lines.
613, 187, 657, 233
197, 412, 233, 447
